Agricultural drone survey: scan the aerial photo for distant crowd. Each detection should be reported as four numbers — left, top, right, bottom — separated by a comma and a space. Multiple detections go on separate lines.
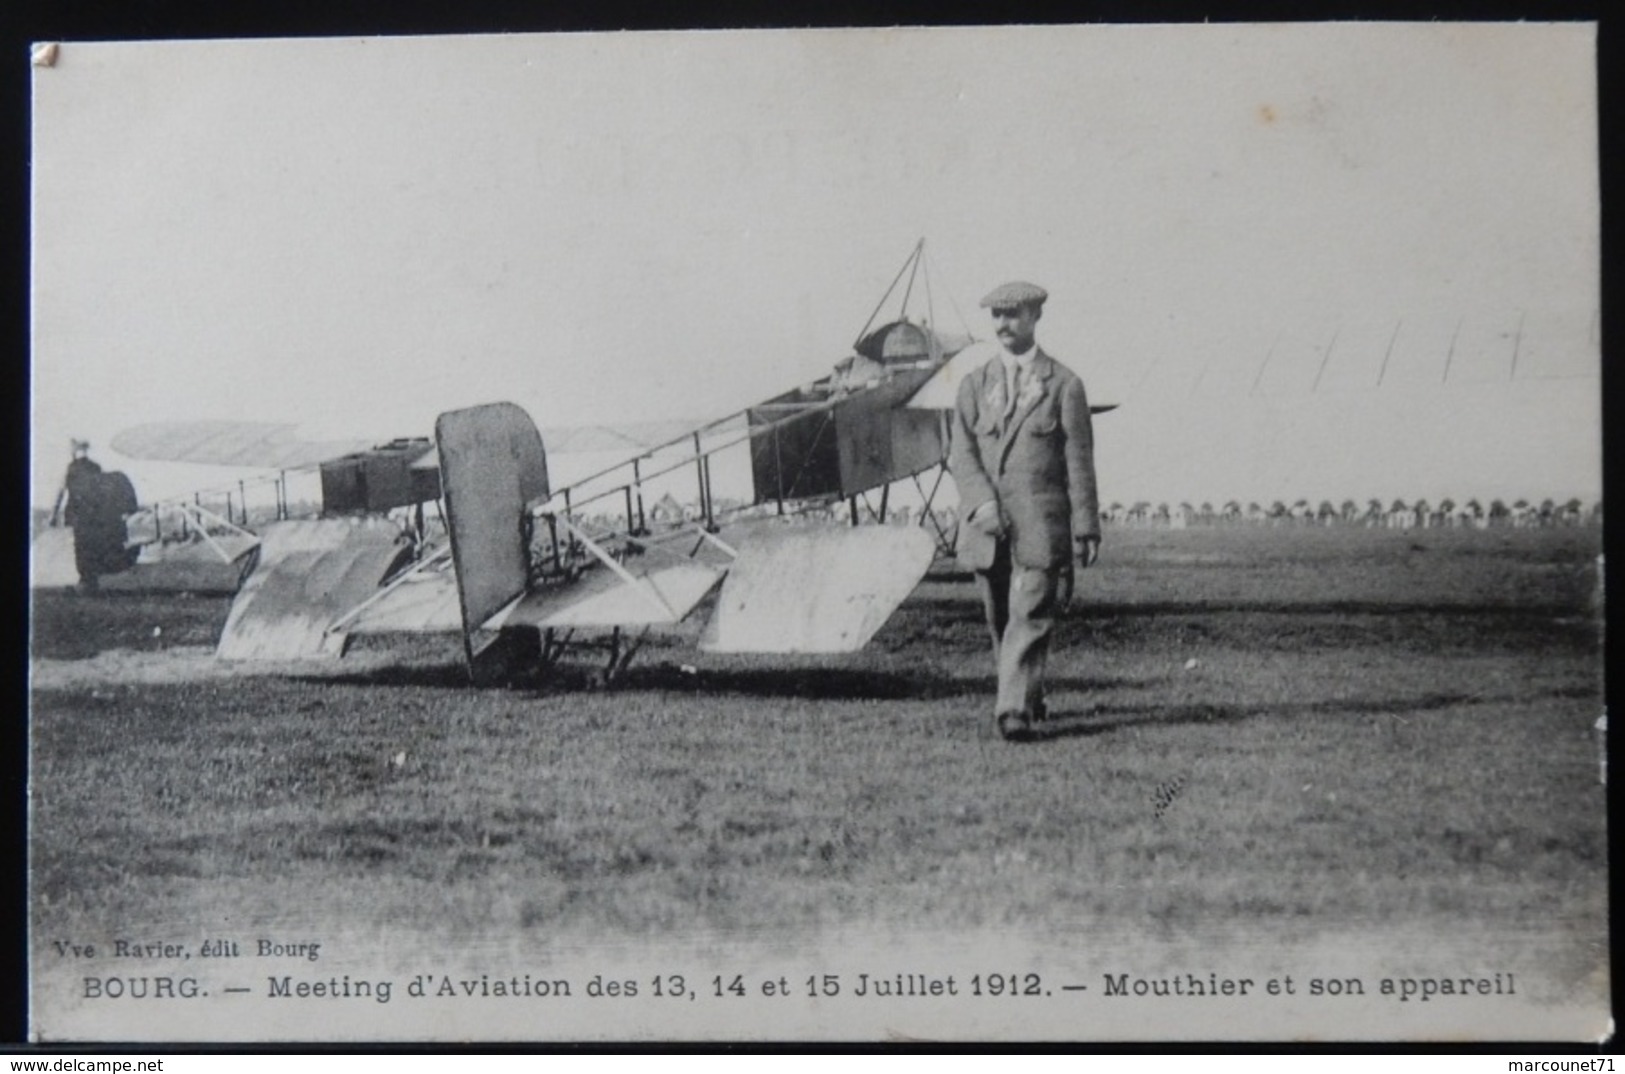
1098, 496, 1602, 529
624, 494, 1605, 534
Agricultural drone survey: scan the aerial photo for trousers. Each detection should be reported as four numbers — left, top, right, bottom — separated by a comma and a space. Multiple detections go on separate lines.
977, 539, 1067, 716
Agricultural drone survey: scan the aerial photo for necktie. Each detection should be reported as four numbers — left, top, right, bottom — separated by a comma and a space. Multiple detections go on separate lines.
1003, 361, 1021, 422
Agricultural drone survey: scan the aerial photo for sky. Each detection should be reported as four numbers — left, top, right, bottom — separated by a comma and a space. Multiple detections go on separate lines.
30, 24, 1600, 510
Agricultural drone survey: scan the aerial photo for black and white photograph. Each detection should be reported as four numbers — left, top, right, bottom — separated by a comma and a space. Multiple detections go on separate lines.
26, 23, 1605, 1042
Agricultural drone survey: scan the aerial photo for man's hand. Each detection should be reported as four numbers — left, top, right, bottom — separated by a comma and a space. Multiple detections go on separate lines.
967, 500, 1004, 537
1074, 535, 1100, 569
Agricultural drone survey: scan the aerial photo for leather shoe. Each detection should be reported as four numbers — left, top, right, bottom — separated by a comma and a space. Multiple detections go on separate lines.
996, 710, 1032, 741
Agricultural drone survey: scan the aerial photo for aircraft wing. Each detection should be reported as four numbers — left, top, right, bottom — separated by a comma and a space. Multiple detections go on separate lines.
905, 340, 1118, 414
701, 524, 936, 653
111, 421, 378, 469
342, 561, 465, 634
215, 518, 412, 659
498, 523, 932, 653
111, 417, 712, 471
501, 562, 725, 631
541, 420, 717, 454
903, 341, 995, 410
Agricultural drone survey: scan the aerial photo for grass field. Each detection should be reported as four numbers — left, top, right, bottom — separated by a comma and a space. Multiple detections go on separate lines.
27, 523, 1608, 1039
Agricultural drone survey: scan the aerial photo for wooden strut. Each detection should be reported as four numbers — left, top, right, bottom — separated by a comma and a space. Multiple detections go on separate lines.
525, 518, 734, 676
922, 243, 976, 343
540, 628, 574, 671
551, 514, 679, 621
601, 625, 653, 684
544, 400, 843, 551
552, 512, 738, 570
773, 426, 786, 516
852, 237, 925, 351
547, 513, 562, 574
899, 244, 922, 321
701, 454, 716, 531
539, 624, 654, 686
693, 432, 708, 527
693, 528, 738, 559
573, 515, 736, 569
181, 510, 237, 566
183, 499, 256, 539
632, 458, 647, 535
323, 545, 453, 635
911, 465, 953, 552
169, 500, 259, 565
544, 348, 958, 556
555, 385, 844, 519
774, 409, 835, 505
536, 526, 696, 677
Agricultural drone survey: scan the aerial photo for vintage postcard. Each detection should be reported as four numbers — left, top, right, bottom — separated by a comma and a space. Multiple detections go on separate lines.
28, 24, 1606, 1042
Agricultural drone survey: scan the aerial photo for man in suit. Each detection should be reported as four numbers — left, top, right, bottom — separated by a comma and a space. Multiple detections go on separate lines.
50, 438, 101, 529
51, 439, 140, 590
949, 281, 1101, 740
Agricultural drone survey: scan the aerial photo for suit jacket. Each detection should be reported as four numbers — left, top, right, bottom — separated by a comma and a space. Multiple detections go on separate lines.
949, 349, 1100, 570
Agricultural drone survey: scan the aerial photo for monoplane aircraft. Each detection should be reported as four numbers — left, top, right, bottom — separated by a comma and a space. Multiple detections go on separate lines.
75, 241, 1115, 684
31, 458, 263, 594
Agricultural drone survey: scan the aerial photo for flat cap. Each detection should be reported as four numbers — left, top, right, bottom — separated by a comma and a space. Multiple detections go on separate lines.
980, 281, 1048, 309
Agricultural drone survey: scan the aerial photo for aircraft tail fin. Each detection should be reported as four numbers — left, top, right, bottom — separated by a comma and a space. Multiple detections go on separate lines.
435, 402, 550, 682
